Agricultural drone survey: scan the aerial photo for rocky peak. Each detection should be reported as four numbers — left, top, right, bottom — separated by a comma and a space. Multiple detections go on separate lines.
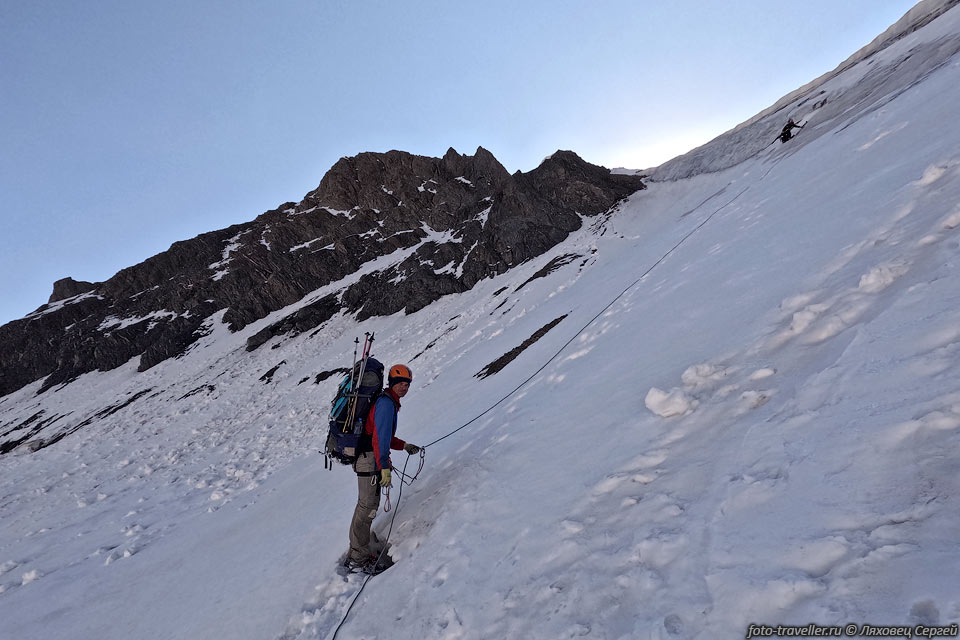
0, 146, 645, 400
442, 146, 511, 187
48, 277, 98, 303
520, 150, 644, 216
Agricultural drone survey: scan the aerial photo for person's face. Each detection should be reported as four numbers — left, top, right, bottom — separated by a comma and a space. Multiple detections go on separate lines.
393, 381, 410, 397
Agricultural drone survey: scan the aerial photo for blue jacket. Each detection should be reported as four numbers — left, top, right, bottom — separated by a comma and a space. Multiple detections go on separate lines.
364, 387, 407, 470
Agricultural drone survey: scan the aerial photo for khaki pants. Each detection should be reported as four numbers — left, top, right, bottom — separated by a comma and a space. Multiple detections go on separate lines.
349, 451, 381, 562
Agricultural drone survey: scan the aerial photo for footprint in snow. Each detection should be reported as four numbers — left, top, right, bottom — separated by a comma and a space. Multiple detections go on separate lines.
560, 519, 585, 536
880, 405, 960, 447
913, 161, 957, 188
431, 564, 448, 588
635, 533, 689, 570
857, 261, 910, 294
664, 613, 685, 636
103, 546, 142, 565
591, 462, 664, 496
628, 450, 669, 470
739, 389, 774, 411
909, 599, 941, 626
940, 208, 960, 230
719, 468, 788, 515
781, 537, 850, 578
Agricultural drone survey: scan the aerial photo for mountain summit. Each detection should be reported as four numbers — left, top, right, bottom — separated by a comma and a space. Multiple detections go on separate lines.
0, 148, 642, 398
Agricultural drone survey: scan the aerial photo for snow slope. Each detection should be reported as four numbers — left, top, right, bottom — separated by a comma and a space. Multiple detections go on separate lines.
650, 0, 960, 182
3, 4, 960, 639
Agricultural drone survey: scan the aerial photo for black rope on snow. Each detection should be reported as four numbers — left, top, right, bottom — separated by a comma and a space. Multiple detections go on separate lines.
330, 452, 413, 640
422, 183, 752, 451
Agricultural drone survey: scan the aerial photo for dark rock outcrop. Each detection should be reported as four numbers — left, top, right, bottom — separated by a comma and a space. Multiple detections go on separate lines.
0, 147, 644, 398
49, 277, 98, 303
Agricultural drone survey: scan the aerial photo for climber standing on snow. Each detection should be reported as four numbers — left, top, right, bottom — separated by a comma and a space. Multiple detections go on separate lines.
778, 118, 804, 143
346, 364, 421, 574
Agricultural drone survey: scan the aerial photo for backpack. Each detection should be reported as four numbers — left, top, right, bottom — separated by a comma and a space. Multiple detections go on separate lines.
324, 356, 384, 466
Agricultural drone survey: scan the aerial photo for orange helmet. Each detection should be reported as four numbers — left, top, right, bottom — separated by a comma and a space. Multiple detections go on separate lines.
388, 364, 412, 386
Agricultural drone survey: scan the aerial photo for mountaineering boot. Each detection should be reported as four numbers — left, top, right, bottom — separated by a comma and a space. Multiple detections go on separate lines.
344, 553, 394, 575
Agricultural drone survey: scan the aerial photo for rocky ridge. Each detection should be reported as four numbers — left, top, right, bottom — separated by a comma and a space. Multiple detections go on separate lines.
0, 147, 644, 398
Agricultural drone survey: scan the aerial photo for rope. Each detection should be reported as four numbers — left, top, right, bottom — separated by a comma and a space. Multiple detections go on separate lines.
383, 450, 424, 513
330, 452, 413, 640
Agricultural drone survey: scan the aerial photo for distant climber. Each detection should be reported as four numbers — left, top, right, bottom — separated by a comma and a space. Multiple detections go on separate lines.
345, 364, 421, 575
778, 118, 804, 143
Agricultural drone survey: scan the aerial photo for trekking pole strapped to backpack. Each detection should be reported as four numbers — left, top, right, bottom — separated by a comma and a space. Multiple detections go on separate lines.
324, 333, 384, 467
342, 333, 374, 434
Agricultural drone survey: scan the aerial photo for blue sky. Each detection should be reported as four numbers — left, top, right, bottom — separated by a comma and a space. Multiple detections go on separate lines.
0, 0, 918, 325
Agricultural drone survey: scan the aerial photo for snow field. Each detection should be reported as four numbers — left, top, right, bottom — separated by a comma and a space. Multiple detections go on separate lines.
3, 6, 960, 638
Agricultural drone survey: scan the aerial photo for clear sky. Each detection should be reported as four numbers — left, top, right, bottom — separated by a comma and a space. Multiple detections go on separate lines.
0, 0, 919, 326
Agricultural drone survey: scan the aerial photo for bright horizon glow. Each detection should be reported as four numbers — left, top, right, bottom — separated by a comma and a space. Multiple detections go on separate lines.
0, 0, 921, 325
602, 124, 736, 172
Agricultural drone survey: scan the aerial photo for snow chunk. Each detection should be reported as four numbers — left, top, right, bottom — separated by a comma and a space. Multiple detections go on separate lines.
740, 390, 773, 409
645, 387, 698, 417
681, 363, 733, 389
858, 262, 909, 293
455, 176, 474, 186
21, 569, 41, 585
790, 304, 830, 333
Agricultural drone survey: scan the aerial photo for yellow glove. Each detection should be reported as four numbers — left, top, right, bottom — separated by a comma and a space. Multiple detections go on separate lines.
379, 468, 392, 488
404, 443, 421, 455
